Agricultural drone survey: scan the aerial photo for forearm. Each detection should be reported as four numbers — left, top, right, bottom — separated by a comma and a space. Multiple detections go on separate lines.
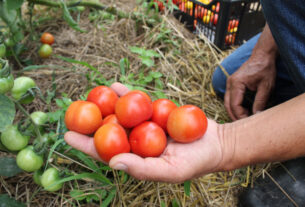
220, 93, 305, 170
251, 24, 278, 59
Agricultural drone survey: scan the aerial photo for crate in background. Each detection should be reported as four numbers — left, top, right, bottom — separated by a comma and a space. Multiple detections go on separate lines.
172, 0, 266, 49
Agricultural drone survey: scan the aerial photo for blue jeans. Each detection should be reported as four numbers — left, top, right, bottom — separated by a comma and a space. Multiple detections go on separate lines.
212, 0, 305, 106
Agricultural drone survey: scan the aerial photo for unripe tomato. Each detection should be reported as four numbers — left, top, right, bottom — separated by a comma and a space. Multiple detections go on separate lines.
94, 123, 130, 162
16, 146, 43, 172
38, 44, 52, 58
4, 38, 15, 47
151, 99, 177, 132
102, 114, 119, 125
1, 125, 29, 151
129, 121, 167, 158
65, 100, 103, 135
167, 105, 208, 143
0, 44, 6, 58
41, 167, 63, 192
33, 170, 43, 186
87, 86, 118, 117
11, 76, 36, 104
0, 74, 14, 94
40, 32, 55, 45
30, 111, 48, 126
115, 91, 153, 128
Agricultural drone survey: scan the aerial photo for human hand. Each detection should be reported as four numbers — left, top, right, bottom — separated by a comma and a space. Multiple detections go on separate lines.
64, 83, 226, 183
224, 54, 276, 120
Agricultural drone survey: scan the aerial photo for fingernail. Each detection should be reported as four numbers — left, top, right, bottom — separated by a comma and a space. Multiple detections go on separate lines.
255, 110, 262, 114
112, 163, 128, 171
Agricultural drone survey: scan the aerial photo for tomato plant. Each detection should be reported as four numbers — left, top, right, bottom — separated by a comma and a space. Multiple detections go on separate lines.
40, 32, 54, 45
41, 168, 63, 192
102, 114, 119, 125
38, 44, 52, 58
94, 123, 130, 162
167, 105, 208, 143
1, 125, 29, 151
129, 121, 167, 158
115, 91, 152, 128
11, 76, 36, 104
87, 86, 118, 117
16, 146, 44, 172
65, 100, 103, 134
151, 99, 177, 132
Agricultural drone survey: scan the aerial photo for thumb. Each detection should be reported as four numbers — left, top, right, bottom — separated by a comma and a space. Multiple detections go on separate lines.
109, 153, 181, 183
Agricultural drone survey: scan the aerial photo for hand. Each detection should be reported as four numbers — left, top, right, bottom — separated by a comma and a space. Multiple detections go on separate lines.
64, 83, 225, 183
225, 54, 276, 120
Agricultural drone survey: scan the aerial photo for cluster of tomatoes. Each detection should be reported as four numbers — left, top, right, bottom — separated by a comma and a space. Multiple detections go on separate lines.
38, 32, 54, 59
65, 85, 208, 162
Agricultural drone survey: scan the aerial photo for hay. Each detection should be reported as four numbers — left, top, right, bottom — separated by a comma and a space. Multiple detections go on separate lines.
0, 1, 269, 206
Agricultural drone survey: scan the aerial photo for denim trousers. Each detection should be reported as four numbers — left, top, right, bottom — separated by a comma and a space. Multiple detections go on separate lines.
212, 0, 305, 106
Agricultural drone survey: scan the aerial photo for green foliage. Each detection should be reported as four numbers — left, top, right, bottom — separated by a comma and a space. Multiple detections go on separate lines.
0, 194, 25, 207
0, 94, 16, 132
130, 46, 161, 67
0, 157, 22, 177
184, 180, 191, 196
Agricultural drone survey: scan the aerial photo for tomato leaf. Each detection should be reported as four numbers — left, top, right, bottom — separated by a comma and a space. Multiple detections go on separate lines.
0, 157, 22, 177
0, 94, 15, 132
0, 194, 25, 207
101, 187, 116, 207
5, 0, 24, 11
183, 180, 191, 196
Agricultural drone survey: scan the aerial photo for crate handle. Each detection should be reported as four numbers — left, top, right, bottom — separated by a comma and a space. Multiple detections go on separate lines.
188, 0, 217, 9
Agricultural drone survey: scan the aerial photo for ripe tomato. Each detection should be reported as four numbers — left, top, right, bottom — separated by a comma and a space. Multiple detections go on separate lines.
126, 90, 152, 102
151, 99, 177, 132
41, 167, 63, 192
65, 100, 103, 135
87, 86, 118, 117
11, 76, 36, 104
129, 121, 167, 158
167, 105, 208, 143
94, 123, 130, 162
1, 125, 29, 151
115, 92, 152, 128
38, 44, 52, 58
102, 114, 119, 125
40, 32, 54, 45
16, 146, 43, 172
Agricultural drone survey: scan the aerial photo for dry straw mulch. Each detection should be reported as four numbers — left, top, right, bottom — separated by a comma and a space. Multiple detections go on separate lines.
1, 1, 271, 206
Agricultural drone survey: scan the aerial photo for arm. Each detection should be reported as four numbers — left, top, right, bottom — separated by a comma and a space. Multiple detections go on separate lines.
225, 24, 278, 120
220, 92, 305, 170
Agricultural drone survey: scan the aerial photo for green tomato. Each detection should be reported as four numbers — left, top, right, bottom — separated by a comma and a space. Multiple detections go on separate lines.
38, 44, 52, 58
11, 76, 36, 104
41, 168, 63, 192
0, 125, 29, 151
30, 111, 48, 126
16, 146, 43, 172
33, 170, 43, 186
76, 6, 85, 12
4, 38, 15, 47
0, 44, 6, 58
0, 74, 14, 94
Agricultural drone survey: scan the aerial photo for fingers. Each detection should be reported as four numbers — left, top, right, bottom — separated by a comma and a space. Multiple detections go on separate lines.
225, 78, 249, 120
252, 83, 270, 114
64, 131, 103, 162
110, 82, 130, 97
109, 153, 182, 183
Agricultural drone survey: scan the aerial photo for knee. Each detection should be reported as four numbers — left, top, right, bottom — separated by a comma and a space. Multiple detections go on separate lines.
212, 66, 227, 99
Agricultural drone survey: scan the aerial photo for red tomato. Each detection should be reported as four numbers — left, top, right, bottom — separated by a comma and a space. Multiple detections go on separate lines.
94, 123, 130, 162
87, 86, 118, 117
126, 90, 152, 103
40, 32, 54, 45
65, 101, 102, 134
115, 92, 153, 128
102, 114, 119, 125
151, 99, 177, 132
129, 121, 167, 158
167, 105, 208, 143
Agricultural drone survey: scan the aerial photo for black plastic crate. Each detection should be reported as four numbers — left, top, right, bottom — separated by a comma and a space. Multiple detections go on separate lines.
172, 0, 266, 49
